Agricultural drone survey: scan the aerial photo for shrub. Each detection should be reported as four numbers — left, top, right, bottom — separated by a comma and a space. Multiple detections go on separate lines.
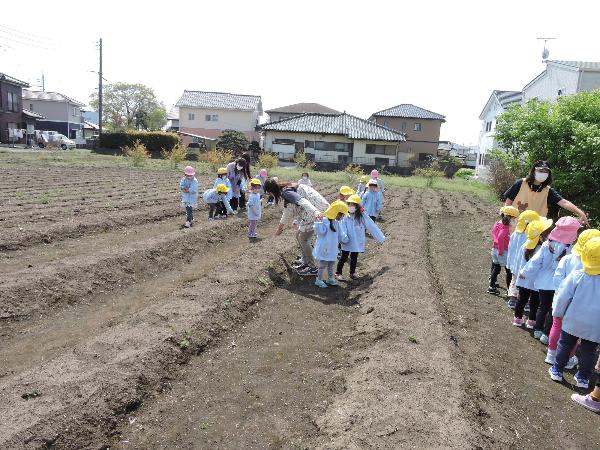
100, 131, 178, 153
414, 160, 444, 187
343, 163, 364, 183
161, 143, 188, 169
122, 140, 150, 167
217, 129, 249, 155
454, 168, 475, 179
294, 150, 316, 169
257, 152, 279, 169
200, 148, 233, 171
487, 157, 518, 200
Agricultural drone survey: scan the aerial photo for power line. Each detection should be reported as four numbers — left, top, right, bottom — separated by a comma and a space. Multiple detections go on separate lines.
0, 23, 58, 43
0, 32, 56, 50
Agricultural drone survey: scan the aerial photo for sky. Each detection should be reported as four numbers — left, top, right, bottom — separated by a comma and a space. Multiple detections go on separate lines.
1, 0, 599, 145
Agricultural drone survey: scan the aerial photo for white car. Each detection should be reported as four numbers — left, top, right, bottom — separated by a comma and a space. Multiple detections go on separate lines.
37, 133, 77, 150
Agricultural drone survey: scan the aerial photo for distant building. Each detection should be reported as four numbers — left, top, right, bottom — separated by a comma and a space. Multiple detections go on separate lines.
265, 103, 341, 123
438, 141, 477, 169
369, 104, 445, 165
523, 60, 600, 102
0, 72, 29, 144
176, 90, 262, 146
165, 106, 179, 132
22, 90, 85, 139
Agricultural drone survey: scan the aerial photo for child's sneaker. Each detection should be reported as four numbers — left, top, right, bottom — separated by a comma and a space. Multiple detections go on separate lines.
534, 330, 543, 339
298, 266, 318, 277
512, 317, 524, 327
545, 349, 556, 365
315, 279, 328, 288
335, 273, 345, 281
184, 221, 191, 228
507, 298, 517, 309
539, 334, 549, 345
292, 261, 306, 270
574, 373, 589, 389
526, 319, 536, 329
566, 355, 579, 370
549, 366, 563, 382
571, 394, 600, 413
487, 286, 500, 295
326, 277, 338, 286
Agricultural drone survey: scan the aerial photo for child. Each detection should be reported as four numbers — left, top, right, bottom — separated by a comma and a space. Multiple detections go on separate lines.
247, 178, 262, 241
214, 167, 233, 219
549, 237, 600, 389
506, 210, 541, 307
203, 183, 235, 220
179, 166, 199, 228
361, 179, 382, 221
370, 169, 385, 194
336, 194, 385, 280
513, 218, 553, 327
312, 200, 349, 288
339, 185, 355, 202
488, 206, 519, 295
545, 229, 600, 364
520, 216, 581, 340
256, 169, 268, 197
298, 172, 312, 187
356, 175, 368, 196
571, 353, 600, 413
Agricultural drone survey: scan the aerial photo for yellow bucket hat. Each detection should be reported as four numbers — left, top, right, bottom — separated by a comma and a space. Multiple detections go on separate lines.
525, 218, 553, 250
347, 194, 362, 206
217, 167, 227, 175
215, 183, 229, 194
500, 206, 519, 218
324, 200, 350, 220
250, 178, 262, 186
573, 229, 600, 257
516, 209, 541, 233
360, 175, 368, 183
339, 185, 355, 196
581, 237, 600, 276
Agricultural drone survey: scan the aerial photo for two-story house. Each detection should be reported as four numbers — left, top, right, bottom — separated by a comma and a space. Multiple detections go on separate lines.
22, 90, 85, 139
475, 90, 522, 178
0, 72, 29, 144
176, 91, 262, 145
369, 104, 446, 165
523, 60, 600, 102
265, 103, 340, 123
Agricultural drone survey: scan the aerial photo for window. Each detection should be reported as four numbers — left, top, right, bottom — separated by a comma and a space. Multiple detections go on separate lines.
7, 92, 18, 112
205, 114, 219, 122
485, 121, 493, 132
29, 103, 34, 111
401, 122, 406, 131
305, 140, 314, 148
365, 144, 396, 155
189, 113, 195, 120
73, 107, 78, 117
414, 122, 422, 131
314, 141, 353, 152
212, 114, 218, 122
557, 88, 564, 96
273, 139, 295, 145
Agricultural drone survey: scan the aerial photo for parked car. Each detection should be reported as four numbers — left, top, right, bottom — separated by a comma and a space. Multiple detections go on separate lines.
36, 132, 77, 150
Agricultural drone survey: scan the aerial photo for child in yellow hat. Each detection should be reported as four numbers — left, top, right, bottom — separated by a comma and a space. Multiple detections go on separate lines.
313, 201, 349, 288
356, 175, 368, 197
488, 206, 519, 295
506, 210, 540, 307
550, 237, 600, 391
213, 167, 233, 219
247, 179, 263, 241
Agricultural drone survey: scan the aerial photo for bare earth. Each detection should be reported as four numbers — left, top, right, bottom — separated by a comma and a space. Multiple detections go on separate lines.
0, 161, 598, 449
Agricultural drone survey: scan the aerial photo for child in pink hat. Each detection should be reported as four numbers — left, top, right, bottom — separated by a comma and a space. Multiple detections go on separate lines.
370, 169, 384, 194
520, 216, 581, 342
179, 166, 199, 228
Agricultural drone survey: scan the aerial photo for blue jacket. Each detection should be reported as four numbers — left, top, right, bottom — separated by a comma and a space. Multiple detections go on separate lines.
520, 240, 569, 291
339, 213, 385, 252
554, 270, 600, 343
361, 190, 382, 217
554, 253, 583, 291
356, 182, 366, 197
516, 243, 541, 291
213, 176, 233, 200
313, 218, 348, 262
180, 177, 199, 206
202, 188, 234, 213
375, 178, 385, 193
507, 231, 527, 273
255, 174, 267, 195
247, 192, 261, 220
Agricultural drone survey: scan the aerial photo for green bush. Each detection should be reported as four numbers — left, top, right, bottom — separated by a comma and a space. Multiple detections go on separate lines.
122, 140, 150, 167
414, 161, 444, 187
100, 131, 179, 153
161, 143, 188, 169
454, 168, 475, 179
257, 152, 279, 169
294, 150, 316, 169
200, 149, 233, 171
343, 163, 364, 183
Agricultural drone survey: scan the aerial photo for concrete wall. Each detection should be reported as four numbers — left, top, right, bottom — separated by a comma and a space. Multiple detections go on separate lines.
178, 107, 261, 144
475, 98, 503, 178
373, 116, 442, 158
580, 71, 600, 92
523, 66, 579, 102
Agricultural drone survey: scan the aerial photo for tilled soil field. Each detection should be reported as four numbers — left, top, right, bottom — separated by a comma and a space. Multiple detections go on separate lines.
1, 160, 598, 449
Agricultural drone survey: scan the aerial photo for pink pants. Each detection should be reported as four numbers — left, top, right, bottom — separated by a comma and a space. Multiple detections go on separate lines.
548, 317, 578, 356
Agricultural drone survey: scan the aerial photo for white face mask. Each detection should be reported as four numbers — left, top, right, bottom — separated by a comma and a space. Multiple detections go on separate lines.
236, 164, 243, 171
302, 176, 308, 181
348, 206, 356, 214
534, 171, 549, 183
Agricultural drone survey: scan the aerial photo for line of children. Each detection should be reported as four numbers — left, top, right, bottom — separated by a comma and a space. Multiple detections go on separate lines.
489, 204, 600, 413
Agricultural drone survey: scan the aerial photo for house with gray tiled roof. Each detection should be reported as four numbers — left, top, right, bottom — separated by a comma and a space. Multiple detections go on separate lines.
260, 113, 407, 167
22, 89, 85, 139
368, 104, 446, 162
265, 103, 341, 122
175, 90, 262, 145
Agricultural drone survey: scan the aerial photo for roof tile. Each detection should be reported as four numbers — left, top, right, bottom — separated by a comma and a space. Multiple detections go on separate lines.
175, 90, 261, 111
371, 104, 445, 120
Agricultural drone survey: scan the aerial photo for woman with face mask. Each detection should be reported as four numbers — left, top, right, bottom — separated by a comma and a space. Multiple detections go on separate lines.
226, 157, 248, 211
503, 161, 589, 225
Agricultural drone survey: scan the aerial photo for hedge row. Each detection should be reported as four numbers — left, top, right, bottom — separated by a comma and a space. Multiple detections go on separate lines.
100, 131, 179, 152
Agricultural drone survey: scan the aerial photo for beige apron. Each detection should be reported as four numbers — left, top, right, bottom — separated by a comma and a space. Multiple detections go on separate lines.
513, 178, 549, 217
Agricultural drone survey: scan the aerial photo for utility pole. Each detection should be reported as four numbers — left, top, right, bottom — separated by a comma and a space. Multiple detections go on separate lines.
98, 38, 103, 136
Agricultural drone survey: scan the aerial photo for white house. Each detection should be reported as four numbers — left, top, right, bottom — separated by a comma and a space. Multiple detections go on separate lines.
523, 60, 600, 102
475, 90, 522, 178
260, 113, 406, 167
176, 90, 262, 146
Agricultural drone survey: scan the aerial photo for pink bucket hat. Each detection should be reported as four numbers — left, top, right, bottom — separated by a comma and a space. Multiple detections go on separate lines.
184, 165, 195, 176
371, 169, 379, 178
259, 169, 268, 177
549, 216, 582, 245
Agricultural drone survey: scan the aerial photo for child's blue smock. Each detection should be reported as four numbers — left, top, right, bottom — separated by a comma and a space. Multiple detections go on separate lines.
247, 192, 261, 220
180, 177, 199, 207
516, 243, 541, 291
520, 240, 569, 291
213, 176, 233, 200
202, 188, 233, 213
313, 218, 348, 262
361, 190, 382, 218
339, 213, 385, 253
507, 230, 526, 273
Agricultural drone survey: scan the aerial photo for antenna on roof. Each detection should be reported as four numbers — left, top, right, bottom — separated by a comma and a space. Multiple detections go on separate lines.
537, 37, 556, 62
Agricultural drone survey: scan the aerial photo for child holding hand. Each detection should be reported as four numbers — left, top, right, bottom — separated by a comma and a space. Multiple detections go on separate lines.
313, 201, 349, 288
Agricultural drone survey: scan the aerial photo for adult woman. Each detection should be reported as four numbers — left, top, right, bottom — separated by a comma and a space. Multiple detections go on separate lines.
504, 160, 589, 225
264, 179, 329, 277
226, 157, 248, 211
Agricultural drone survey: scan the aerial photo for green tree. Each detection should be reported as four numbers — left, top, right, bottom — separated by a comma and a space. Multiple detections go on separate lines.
217, 129, 249, 154
90, 82, 166, 131
145, 108, 168, 130
495, 90, 600, 224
